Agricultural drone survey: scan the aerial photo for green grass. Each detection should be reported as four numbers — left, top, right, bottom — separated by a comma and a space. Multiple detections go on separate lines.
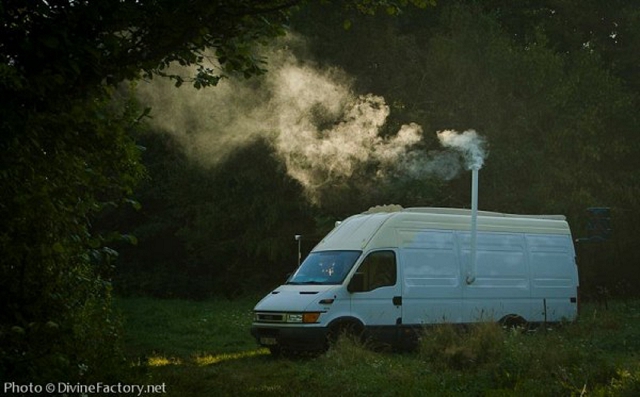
116, 297, 640, 396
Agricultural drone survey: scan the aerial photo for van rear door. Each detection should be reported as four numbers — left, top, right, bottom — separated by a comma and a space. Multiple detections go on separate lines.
527, 234, 579, 321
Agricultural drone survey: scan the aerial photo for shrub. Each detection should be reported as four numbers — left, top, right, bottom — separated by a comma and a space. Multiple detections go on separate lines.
418, 322, 505, 371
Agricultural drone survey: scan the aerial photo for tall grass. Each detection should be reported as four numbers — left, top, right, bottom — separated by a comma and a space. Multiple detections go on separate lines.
418, 322, 504, 371
116, 297, 640, 396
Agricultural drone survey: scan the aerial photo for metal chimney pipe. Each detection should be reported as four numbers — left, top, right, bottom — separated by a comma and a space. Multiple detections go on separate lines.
467, 167, 479, 284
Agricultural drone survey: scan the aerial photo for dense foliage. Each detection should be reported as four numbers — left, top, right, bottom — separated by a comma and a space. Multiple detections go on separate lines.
112, 134, 315, 299
116, 0, 640, 300
0, 0, 431, 383
300, 0, 640, 298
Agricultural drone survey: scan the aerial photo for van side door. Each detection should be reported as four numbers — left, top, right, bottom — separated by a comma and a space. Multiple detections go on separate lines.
348, 250, 402, 341
400, 230, 463, 324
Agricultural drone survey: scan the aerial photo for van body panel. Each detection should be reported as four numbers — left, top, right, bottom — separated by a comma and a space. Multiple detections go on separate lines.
460, 232, 531, 322
251, 207, 579, 351
316, 213, 394, 251
400, 229, 463, 323
349, 284, 402, 326
253, 285, 338, 313
348, 249, 402, 328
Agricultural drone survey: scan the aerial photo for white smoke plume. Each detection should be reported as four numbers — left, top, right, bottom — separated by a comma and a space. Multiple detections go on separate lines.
136, 35, 485, 202
437, 129, 487, 170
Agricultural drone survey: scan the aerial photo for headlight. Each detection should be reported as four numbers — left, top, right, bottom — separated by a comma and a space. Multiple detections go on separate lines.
286, 313, 303, 323
285, 312, 321, 323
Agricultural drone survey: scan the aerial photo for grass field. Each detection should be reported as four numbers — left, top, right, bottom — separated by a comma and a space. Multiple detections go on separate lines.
116, 297, 640, 396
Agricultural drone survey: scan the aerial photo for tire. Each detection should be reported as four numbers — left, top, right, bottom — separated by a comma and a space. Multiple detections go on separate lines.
499, 314, 527, 329
327, 319, 365, 345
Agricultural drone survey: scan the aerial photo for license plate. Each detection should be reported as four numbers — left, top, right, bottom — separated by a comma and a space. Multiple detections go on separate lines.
260, 337, 277, 346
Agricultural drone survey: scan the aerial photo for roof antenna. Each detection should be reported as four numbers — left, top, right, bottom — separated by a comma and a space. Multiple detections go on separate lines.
294, 235, 302, 267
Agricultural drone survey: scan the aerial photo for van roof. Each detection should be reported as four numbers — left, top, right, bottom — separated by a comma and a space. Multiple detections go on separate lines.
314, 207, 572, 251
403, 207, 566, 221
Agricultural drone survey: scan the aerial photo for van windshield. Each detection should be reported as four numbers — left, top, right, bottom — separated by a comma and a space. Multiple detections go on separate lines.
287, 250, 361, 285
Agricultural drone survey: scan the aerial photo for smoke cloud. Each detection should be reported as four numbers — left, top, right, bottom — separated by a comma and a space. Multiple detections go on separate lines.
437, 129, 487, 170
136, 35, 487, 202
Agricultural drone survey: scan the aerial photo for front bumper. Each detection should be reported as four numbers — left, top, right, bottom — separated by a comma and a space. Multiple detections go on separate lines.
250, 324, 328, 351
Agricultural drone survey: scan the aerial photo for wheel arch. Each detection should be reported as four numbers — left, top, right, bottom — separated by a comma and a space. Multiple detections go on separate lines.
498, 314, 527, 327
326, 316, 365, 342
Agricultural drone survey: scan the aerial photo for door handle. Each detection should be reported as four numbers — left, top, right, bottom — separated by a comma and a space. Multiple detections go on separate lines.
393, 296, 402, 306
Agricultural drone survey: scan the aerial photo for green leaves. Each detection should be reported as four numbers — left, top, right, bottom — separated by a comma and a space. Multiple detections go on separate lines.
0, 81, 145, 382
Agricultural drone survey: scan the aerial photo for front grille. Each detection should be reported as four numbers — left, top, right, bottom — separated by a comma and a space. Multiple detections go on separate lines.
255, 312, 286, 323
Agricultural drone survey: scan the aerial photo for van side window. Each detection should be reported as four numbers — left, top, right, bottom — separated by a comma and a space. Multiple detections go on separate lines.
356, 251, 397, 292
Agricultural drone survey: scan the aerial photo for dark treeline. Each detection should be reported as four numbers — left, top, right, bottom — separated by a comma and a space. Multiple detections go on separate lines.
112, 0, 640, 301
109, 135, 316, 299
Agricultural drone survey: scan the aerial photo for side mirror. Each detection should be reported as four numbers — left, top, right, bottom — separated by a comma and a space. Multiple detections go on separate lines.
348, 272, 365, 293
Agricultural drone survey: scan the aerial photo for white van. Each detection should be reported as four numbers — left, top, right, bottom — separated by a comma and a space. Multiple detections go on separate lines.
250, 207, 579, 353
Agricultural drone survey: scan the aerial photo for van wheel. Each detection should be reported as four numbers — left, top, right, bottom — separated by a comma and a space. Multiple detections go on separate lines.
327, 319, 364, 345
499, 314, 527, 329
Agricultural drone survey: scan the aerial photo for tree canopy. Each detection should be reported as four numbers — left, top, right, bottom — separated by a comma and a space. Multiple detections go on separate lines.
118, 0, 640, 302
0, 0, 432, 383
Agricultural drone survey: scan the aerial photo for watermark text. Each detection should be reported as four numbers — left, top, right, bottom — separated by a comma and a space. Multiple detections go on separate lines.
4, 381, 166, 396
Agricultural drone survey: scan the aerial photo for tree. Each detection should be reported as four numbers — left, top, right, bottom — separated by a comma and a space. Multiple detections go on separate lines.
1, 0, 433, 382
113, 133, 316, 299
0, 86, 146, 382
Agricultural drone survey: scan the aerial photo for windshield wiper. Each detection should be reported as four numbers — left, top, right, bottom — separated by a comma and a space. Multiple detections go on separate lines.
286, 280, 324, 285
